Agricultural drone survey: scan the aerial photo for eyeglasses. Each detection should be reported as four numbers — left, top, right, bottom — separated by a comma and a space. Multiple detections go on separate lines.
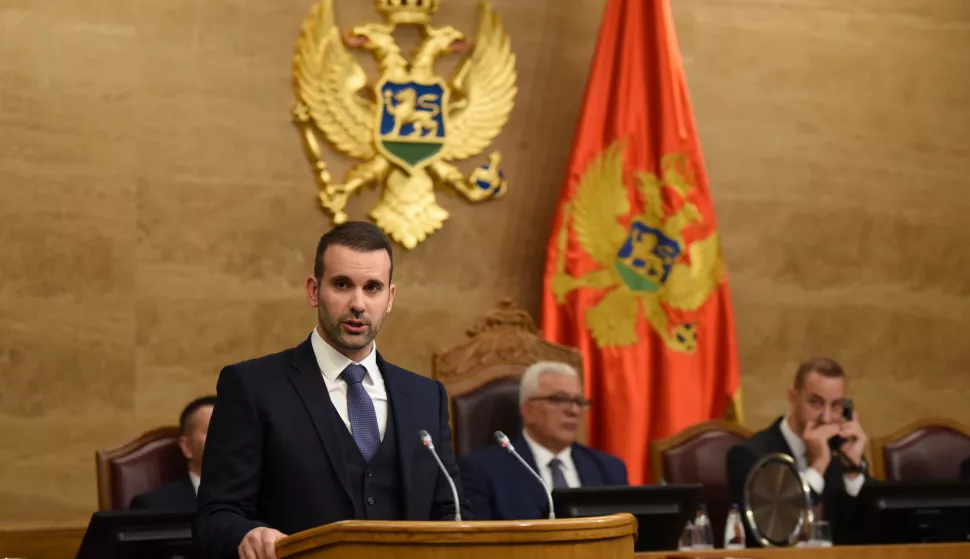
529, 394, 592, 410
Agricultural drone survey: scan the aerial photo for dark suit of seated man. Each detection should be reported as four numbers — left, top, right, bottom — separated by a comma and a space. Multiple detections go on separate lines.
726, 357, 869, 546
459, 361, 627, 520
129, 396, 215, 511
961, 456, 970, 480
196, 222, 469, 559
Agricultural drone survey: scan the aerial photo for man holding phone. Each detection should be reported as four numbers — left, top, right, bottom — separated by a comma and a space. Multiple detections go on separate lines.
726, 357, 869, 545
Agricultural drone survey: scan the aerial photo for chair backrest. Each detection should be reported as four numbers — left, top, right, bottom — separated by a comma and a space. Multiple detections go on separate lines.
650, 419, 754, 548
95, 426, 185, 510
872, 418, 970, 481
432, 299, 584, 459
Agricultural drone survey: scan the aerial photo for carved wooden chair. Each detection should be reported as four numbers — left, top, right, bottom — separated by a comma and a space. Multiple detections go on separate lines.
432, 299, 585, 459
95, 426, 185, 510
871, 418, 970, 481
650, 419, 754, 548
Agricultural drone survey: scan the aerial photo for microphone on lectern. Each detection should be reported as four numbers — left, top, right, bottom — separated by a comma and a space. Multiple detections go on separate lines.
494, 430, 555, 519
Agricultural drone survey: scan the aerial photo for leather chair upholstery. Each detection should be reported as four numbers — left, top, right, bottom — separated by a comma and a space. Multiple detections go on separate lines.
650, 420, 753, 548
433, 299, 584, 460
451, 376, 523, 458
873, 419, 970, 481
96, 426, 185, 510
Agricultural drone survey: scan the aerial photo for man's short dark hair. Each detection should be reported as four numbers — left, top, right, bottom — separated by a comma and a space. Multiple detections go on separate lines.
313, 221, 394, 282
794, 357, 845, 391
180, 396, 217, 435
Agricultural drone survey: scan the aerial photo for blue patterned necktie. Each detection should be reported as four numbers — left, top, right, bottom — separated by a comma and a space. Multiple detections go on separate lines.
341, 364, 380, 463
549, 458, 569, 489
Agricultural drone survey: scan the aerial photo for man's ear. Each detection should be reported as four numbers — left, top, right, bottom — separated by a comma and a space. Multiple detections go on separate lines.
786, 387, 799, 416
177, 435, 192, 461
306, 276, 320, 307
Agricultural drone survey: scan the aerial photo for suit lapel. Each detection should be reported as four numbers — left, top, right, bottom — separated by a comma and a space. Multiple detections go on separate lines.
381, 354, 419, 519
769, 418, 797, 456
286, 337, 359, 515
179, 476, 197, 506
512, 435, 551, 516
572, 447, 603, 486
513, 434, 540, 475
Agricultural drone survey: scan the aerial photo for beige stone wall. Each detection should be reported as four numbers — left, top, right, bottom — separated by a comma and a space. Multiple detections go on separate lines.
1, 0, 968, 526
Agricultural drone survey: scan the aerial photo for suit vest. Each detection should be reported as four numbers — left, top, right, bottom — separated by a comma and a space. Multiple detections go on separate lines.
331, 402, 403, 520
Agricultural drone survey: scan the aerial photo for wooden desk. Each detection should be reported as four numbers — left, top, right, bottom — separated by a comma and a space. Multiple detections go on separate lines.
0, 526, 84, 559
636, 543, 970, 559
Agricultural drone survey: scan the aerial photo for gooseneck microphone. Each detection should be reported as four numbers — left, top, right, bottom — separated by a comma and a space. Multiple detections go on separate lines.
493, 430, 555, 519
418, 429, 462, 521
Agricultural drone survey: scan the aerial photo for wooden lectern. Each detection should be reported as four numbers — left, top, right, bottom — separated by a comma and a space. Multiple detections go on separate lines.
275, 513, 638, 559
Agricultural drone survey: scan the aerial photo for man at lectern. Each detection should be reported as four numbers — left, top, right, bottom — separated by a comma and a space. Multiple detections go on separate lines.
459, 361, 628, 520
196, 222, 470, 559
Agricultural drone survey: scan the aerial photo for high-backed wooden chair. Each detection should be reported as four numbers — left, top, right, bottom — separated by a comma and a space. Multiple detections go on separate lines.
871, 418, 970, 481
650, 419, 754, 548
432, 299, 584, 460
95, 426, 185, 510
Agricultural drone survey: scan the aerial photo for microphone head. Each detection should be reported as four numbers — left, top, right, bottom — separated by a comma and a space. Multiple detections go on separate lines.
418, 429, 433, 447
493, 431, 510, 445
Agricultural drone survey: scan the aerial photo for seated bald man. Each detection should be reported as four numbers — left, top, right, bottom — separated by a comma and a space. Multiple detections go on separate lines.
459, 361, 628, 520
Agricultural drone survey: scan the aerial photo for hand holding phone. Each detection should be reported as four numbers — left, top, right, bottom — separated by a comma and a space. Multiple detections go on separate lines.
835, 398, 868, 473
803, 416, 841, 473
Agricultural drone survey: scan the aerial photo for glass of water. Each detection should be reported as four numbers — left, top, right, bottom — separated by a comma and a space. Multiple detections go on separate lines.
807, 520, 833, 547
677, 520, 694, 551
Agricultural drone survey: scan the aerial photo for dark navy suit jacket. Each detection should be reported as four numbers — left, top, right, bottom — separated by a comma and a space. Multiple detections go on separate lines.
130, 476, 196, 511
459, 434, 628, 520
195, 337, 469, 559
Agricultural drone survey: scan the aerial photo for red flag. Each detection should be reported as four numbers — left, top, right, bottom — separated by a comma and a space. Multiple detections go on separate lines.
541, 0, 742, 485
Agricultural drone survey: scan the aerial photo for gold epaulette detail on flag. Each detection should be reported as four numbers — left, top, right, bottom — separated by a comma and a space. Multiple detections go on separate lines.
551, 142, 724, 352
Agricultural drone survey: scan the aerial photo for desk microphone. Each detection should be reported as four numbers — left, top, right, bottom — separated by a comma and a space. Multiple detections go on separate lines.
493, 431, 555, 519
418, 429, 462, 521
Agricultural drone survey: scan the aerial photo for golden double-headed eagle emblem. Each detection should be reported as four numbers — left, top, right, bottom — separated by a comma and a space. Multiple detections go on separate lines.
292, 0, 516, 248
551, 143, 725, 353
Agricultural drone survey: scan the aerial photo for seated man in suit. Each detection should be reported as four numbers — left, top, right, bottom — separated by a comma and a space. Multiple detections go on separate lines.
129, 395, 216, 511
459, 361, 627, 520
726, 357, 869, 546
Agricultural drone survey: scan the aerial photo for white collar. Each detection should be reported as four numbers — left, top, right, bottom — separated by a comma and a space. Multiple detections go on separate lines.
779, 415, 807, 459
188, 471, 201, 495
522, 429, 573, 470
310, 327, 378, 382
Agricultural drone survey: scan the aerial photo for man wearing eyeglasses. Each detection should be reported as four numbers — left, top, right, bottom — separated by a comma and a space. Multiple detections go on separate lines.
459, 361, 628, 520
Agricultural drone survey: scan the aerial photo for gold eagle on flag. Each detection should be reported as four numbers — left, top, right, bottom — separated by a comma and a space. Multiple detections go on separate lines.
551, 143, 725, 353
292, 0, 517, 249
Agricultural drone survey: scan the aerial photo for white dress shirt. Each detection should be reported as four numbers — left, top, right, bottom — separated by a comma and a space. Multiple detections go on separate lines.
310, 327, 388, 440
522, 430, 582, 489
189, 471, 201, 495
779, 416, 864, 497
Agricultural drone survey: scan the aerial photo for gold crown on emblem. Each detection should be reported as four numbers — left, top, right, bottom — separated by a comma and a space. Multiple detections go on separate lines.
374, 0, 439, 25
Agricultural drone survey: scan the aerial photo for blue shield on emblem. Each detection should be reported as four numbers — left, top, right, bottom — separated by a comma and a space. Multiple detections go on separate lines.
615, 220, 681, 292
376, 80, 447, 170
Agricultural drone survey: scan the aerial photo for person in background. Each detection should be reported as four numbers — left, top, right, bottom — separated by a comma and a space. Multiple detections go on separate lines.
129, 395, 216, 511
726, 357, 869, 545
459, 361, 627, 520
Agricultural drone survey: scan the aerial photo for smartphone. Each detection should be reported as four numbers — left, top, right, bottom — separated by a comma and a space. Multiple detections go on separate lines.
828, 398, 855, 452
842, 398, 854, 421
829, 398, 852, 451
